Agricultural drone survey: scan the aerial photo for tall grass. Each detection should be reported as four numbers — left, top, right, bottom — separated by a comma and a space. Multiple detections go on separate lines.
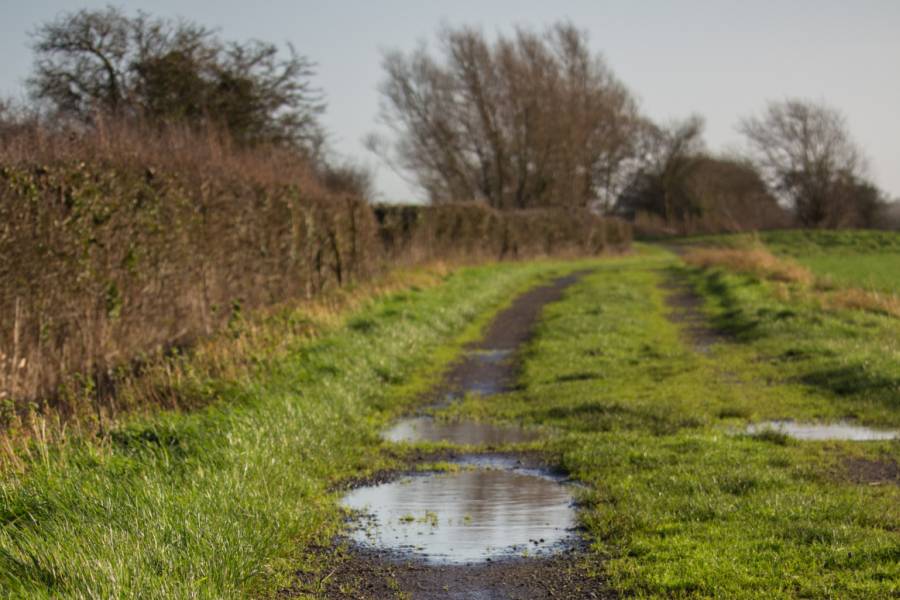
682, 241, 900, 318
683, 245, 814, 285
0, 260, 575, 598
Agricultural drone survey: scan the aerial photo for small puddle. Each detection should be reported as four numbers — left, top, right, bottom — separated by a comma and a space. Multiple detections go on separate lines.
384, 416, 541, 445
747, 420, 899, 441
442, 349, 515, 400
341, 466, 575, 564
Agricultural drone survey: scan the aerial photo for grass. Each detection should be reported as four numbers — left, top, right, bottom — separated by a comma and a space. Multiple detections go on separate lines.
678, 230, 900, 318
0, 259, 587, 598
441, 248, 899, 598
761, 230, 900, 294
3, 241, 899, 599
674, 229, 900, 294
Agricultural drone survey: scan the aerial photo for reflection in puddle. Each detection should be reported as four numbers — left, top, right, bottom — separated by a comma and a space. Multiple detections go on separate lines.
472, 349, 513, 362
342, 468, 575, 564
447, 350, 514, 397
384, 416, 540, 445
748, 420, 899, 441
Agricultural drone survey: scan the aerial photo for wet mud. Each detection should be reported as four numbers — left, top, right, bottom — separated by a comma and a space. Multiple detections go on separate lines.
281, 544, 613, 600
841, 456, 900, 486
659, 271, 725, 352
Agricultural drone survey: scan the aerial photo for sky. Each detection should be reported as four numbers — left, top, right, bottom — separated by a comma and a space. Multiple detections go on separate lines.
2, 0, 899, 202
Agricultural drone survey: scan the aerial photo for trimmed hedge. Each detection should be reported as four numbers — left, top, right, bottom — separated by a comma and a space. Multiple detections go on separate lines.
0, 163, 629, 422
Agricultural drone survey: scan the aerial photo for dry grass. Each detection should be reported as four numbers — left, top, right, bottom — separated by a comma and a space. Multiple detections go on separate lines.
0, 261, 454, 469
828, 288, 900, 318
683, 244, 900, 319
683, 246, 814, 285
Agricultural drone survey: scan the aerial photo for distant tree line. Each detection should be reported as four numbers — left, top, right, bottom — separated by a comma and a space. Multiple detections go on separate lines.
2, 10, 896, 230
372, 24, 894, 232
368, 23, 640, 211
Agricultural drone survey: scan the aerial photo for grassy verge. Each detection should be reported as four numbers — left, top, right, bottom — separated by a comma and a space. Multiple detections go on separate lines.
0, 259, 588, 598
672, 229, 900, 294
443, 250, 899, 598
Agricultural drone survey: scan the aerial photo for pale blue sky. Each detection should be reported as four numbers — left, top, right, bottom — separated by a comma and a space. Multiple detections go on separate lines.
2, 1, 899, 201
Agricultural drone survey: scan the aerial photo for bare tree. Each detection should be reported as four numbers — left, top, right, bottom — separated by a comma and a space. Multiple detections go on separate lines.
739, 99, 871, 227
616, 116, 706, 224
27, 6, 323, 149
372, 23, 641, 210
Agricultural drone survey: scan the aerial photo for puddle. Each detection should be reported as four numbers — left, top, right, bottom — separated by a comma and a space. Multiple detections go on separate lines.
472, 349, 513, 362
342, 467, 575, 564
747, 420, 899, 441
442, 349, 515, 399
384, 416, 541, 445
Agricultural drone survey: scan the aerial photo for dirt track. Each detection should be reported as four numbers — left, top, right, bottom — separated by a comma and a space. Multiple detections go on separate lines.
279, 271, 615, 599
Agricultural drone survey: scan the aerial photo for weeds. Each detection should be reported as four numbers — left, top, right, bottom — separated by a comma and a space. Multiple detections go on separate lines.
0, 260, 580, 598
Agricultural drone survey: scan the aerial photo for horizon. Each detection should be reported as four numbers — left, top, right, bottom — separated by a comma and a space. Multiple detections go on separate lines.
2, 0, 898, 203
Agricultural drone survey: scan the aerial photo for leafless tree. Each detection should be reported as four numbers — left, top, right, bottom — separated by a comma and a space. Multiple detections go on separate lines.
616, 116, 706, 223
27, 6, 324, 149
739, 99, 872, 227
372, 23, 641, 210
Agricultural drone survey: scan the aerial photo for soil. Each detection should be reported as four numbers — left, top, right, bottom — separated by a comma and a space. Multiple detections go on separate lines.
280, 544, 614, 600
658, 271, 725, 351
281, 271, 613, 599
841, 456, 900, 486
437, 271, 594, 399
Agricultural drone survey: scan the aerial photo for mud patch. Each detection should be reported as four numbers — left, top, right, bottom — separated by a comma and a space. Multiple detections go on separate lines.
434, 272, 592, 402
841, 457, 900, 486
281, 544, 612, 600
747, 420, 899, 441
659, 272, 725, 352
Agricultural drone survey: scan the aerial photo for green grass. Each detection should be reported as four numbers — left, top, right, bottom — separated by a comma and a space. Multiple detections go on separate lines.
760, 230, 900, 293
3, 246, 899, 599
675, 229, 900, 293
0, 259, 586, 599
442, 250, 900, 598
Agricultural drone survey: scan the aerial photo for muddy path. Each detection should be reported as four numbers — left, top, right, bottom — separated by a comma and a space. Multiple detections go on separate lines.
280, 270, 614, 599
658, 269, 725, 352
282, 544, 609, 600
437, 270, 591, 401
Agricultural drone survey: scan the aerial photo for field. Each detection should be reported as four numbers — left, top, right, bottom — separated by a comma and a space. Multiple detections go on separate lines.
0, 233, 898, 598
678, 230, 900, 294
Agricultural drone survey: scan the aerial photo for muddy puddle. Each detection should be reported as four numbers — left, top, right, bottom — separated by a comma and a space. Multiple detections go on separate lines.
341, 465, 575, 564
747, 420, 899, 441
384, 416, 540, 445
341, 274, 586, 583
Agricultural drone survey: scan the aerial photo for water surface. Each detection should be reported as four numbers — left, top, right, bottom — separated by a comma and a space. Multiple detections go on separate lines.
342, 468, 575, 564
747, 420, 899, 441
384, 416, 540, 445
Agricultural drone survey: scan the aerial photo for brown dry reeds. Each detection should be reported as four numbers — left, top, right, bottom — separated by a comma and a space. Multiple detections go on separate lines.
683, 246, 814, 285
828, 288, 900, 318
683, 244, 900, 319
